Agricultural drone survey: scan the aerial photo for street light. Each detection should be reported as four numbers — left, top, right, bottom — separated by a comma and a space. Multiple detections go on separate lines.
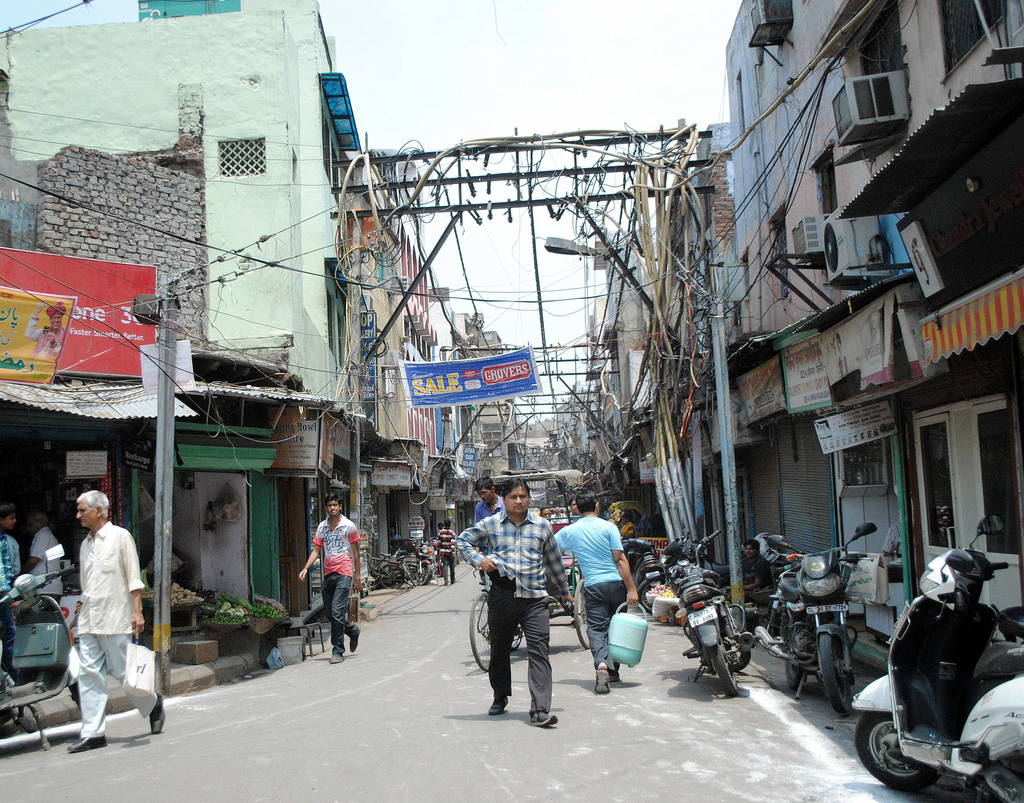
542, 237, 607, 258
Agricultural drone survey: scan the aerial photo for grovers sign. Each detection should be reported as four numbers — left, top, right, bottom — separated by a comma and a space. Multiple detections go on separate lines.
398, 347, 541, 408
0, 248, 156, 377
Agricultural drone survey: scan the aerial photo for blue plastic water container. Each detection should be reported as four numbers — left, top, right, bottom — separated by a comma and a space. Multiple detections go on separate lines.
607, 603, 648, 667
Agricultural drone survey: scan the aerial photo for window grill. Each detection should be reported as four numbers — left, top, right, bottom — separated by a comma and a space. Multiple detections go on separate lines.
218, 138, 266, 177
941, 0, 1003, 72
860, 1, 903, 75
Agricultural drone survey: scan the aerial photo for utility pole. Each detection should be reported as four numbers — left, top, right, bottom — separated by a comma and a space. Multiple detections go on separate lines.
151, 275, 179, 693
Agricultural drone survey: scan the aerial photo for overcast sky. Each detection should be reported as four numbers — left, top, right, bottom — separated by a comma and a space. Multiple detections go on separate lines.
2, 0, 741, 381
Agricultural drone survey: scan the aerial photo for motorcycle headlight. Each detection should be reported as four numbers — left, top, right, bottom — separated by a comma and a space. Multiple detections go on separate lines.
802, 554, 830, 579
801, 574, 843, 598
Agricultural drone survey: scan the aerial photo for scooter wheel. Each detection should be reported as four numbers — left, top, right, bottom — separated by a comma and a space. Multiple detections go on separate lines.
854, 712, 939, 792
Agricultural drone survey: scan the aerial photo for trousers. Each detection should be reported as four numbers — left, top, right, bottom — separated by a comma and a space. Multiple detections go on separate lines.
77, 633, 157, 738
322, 572, 359, 656
583, 580, 627, 670
487, 587, 552, 713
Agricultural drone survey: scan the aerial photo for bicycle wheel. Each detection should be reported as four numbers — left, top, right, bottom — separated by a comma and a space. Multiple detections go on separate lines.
469, 594, 491, 671
573, 586, 590, 649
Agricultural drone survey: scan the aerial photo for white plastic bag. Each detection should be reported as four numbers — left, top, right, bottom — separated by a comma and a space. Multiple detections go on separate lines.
847, 554, 889, 605
124, 641, 156, 695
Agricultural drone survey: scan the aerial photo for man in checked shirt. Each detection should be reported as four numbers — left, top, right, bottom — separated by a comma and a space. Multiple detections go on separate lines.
457, 479, 570, 727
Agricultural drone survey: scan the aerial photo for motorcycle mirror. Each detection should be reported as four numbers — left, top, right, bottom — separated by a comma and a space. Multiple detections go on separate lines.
45, 544, 65, 562
976, 514, 1004, 538
846, 522, 877, 546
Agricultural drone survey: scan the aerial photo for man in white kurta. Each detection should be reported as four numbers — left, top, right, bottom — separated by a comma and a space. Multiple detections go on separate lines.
69, 490, 164, 754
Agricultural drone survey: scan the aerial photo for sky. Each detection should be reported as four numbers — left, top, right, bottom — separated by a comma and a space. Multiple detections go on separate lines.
1, 0, 742, 397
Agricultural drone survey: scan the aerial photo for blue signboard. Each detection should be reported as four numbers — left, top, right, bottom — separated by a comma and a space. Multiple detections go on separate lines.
398, 347, 541, 408
461, 446, 478, 474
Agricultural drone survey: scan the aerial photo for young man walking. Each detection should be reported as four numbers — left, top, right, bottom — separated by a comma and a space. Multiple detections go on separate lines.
457, 480, 570, 727
435, 520, 456, 585
300, 494, 362, 664
556, 490, 639, 694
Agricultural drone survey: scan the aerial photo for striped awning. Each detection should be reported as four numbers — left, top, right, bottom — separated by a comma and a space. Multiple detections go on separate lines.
921, 271, 1024, 364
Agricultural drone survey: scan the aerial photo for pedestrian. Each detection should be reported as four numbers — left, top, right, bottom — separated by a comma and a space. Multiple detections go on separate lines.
70, 490, 164, 754
0, 503, 18, 684
299, 494, 361, 664
473, 477, 504, 523
435, 520, 456, 585
617, 509, 637, 540
556, 490, 639, 694
1, 502, 20, 580
23, 511, 63, 595
457, 479, 570, 728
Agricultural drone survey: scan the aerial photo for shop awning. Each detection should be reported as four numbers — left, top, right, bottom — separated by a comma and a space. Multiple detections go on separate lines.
920, 270, 1024, 364
842, 78, 1024, 218
187, 382, 342, 410
174, 444, 277, 471
0, 381, 197, 419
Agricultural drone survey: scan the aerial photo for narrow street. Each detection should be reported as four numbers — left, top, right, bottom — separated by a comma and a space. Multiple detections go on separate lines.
1, 570, 957, 802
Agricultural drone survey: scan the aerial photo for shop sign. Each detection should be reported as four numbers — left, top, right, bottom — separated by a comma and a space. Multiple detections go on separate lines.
409, 515, 425, 529
0, 284, 76, 384
269, 408, 319, 475
318, 414, 351, 474
819, 292, 894, 389
461, 445, 479, 474
398, 347, 541, 408
0, 248, 155, 377
737, 356, 785, 422
123, 439, 155, 472
782, 335, 832, 412
813, 401, 896, 454
371, 460, 412, 488
66, 450, 108, 478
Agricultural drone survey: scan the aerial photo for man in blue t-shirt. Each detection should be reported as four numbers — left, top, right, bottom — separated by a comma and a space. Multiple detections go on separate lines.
556, 490, 638, 694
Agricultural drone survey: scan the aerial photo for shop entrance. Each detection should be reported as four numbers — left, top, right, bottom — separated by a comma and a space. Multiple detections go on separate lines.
913, 395, 1022, 608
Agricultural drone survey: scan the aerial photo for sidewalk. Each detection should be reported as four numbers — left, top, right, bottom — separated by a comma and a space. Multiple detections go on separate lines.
24, 584, 415, 733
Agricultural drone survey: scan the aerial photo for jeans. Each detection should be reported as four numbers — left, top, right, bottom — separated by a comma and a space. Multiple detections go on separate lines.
1, 605, 16, 682
322, 572, 359, 656
583, 580, 627, 671
77, 633, 158, 738
487, 586, 552, 713
442, 553, 456, 584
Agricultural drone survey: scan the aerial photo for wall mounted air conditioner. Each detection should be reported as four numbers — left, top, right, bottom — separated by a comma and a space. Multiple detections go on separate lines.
823, 212, 890, 287
749, 0, 793, 48
792, 215, 826, 254
832, 70, 909, 146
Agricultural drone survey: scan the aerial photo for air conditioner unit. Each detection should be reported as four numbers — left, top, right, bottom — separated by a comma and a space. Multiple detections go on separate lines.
749, 0, 793, 48
792, 215, 826, 254
823, 212, 890, 287
832, 70, 909, 146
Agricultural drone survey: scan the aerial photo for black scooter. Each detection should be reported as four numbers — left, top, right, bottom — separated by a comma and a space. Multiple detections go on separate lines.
0, 548, 77, 750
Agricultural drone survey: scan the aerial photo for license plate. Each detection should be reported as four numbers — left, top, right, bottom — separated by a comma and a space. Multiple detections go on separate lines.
687, 607, 716, 626
806, 603, 848, 614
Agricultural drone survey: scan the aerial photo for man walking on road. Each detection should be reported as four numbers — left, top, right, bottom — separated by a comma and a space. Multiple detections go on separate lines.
435, 520, 456, 585
0, 504, 18, 683
473, 477, 504, 523
70, 490, 164, 754
556, 490, 639, 694
457, 480, 570, 728
300, 494, 361, 664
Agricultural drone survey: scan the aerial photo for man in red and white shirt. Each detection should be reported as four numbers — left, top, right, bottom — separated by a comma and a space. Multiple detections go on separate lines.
300, 494, 362, 664
435, 520, 457, 585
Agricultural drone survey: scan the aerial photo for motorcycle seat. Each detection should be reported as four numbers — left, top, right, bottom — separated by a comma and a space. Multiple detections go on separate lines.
998, 606, 1024, 640
972, 640, 1024, 680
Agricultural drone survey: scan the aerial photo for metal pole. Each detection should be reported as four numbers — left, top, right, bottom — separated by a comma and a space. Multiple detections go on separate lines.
152, 278, 178, 693
349, 414, 362, 594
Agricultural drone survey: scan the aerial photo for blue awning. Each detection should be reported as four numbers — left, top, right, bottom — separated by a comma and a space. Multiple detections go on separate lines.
319, 73, 361, 152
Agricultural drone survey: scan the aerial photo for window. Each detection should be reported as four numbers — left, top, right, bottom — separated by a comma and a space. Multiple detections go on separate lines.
941, 0, 1003, 72
841, 440, 889, 487
813, 148, 838, 215
218, 138, 266, 177
735, 72, 746, 131
324, 259, 346, 363
860, 1, 903, 75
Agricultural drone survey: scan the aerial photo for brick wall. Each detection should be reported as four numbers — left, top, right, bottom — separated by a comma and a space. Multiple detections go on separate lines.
35, 145, 207, 336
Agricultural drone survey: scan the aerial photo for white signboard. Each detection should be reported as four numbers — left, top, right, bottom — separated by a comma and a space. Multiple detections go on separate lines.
900, 219, 945, 297
814, 401, 896, 454
66, 450, 108, 478
141, 339, 196, 393
783, 335, 831, 412
372, 461, 412, 488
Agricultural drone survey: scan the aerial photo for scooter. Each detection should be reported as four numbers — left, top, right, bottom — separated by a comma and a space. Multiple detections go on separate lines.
0, 545, 77, 750
852, 515, 1024, 799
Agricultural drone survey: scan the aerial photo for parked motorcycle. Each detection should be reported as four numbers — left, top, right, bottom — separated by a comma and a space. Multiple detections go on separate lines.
852, 516, 1023, 799
669, 531, 755, 697
0, 547, 77, 750
754, 522, 876, 714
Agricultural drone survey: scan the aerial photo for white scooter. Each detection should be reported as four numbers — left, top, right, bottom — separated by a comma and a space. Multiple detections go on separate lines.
852, 516, 1024, 800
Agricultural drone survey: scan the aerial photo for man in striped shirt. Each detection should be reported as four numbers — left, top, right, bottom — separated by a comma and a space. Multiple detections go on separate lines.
457, 479, 570, 728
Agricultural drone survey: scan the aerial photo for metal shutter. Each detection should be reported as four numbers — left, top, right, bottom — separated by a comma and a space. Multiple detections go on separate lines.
748, 442, 782, 536
777, 417, 834, 554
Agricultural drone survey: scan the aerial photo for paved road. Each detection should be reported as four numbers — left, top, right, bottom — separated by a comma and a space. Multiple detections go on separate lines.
0, 569, 962, 802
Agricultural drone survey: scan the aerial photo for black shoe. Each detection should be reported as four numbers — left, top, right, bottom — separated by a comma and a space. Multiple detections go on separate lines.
595, 669, 611, 695
68, 736, 107, 754
530, 711, 558, 727
349, 626, 360, 654
608, 670, 621, 683
149, 694, 165, 735
488, 697, 508, 716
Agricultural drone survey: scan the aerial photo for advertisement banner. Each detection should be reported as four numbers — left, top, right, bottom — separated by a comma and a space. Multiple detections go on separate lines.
782, 335, 832, 412
398, 347, 541, 408
0, 248, 155, 377
461, 445, 479, 475
0, 284, 77, 384
736, 355, 786, 422
813, 401, 896, 454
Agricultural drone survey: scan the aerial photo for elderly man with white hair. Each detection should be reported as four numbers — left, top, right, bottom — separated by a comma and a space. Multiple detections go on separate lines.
69, 490, 165, 754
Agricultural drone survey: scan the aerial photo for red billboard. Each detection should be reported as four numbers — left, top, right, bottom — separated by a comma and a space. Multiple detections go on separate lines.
0, 248, 156, 378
